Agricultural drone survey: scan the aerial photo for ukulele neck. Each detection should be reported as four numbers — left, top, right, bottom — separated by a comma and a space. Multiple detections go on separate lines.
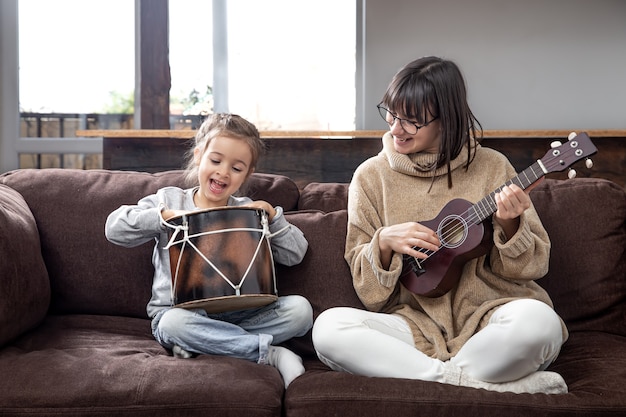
470, 161, 546, 224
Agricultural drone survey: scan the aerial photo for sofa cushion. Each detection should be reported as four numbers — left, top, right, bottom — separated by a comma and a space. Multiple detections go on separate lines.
530, 178, 626, 335
286, 332, 626, 417
279, 210, 364, 358
0, 185, 50, 347
243, 172, 300, 211
0, 315, 283, 417
298, 182, 348, 212
0, 169, 300, 318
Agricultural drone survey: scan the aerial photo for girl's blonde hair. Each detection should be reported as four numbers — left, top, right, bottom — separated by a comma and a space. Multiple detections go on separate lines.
183, 113, 265, 186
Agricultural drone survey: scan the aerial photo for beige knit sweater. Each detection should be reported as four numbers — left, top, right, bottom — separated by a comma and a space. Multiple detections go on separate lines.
345, 132, 568, 361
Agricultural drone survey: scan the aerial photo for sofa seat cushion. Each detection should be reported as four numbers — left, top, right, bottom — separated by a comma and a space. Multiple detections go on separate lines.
0, 184, 49, 347
0, 314, 283, 417
285, 331, 626, 417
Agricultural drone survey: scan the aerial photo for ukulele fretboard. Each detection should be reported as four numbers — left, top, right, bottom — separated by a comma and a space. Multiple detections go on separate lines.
469, 162, 545, 224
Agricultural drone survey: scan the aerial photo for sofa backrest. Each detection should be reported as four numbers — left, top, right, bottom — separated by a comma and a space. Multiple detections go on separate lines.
529, 178, 626, 336
285, 177, 626, 341
298, 182, 348, 212
2, 168, 624, 352
0, 169, 300, 318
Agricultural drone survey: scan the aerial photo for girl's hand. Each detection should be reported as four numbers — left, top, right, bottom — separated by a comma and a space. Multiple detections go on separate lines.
161, 209, 190, 221
379, 222, 440, 270
243, 200, 277, 221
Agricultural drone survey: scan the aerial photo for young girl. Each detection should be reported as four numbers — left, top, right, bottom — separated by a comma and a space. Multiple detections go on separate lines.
312, 57, 569, 394
106, 113, 312, 388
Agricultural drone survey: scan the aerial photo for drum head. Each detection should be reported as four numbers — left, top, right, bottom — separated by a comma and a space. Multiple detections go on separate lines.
175, 294, 278, 314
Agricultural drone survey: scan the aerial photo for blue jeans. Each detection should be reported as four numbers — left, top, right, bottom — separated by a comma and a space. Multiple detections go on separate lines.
151, 295, 313, 364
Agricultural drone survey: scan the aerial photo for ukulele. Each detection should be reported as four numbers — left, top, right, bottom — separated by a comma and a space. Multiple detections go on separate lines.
400, 132, 597, 298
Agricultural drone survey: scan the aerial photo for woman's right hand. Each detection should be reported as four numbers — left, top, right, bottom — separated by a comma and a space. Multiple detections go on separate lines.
378, 222, 440, 269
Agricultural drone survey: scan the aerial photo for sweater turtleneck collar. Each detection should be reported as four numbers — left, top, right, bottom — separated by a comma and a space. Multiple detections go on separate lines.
380, 131, 479, 178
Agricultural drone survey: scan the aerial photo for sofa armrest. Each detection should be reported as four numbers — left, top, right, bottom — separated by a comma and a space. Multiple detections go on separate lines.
0, 184, 50, 347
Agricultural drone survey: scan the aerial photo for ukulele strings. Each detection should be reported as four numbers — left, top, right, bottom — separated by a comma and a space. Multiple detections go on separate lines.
408, 163, 545, 263
407, 140, 588, 269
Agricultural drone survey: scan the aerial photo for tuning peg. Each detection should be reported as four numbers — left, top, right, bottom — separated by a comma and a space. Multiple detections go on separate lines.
568, 169, 577, 179
550, 141, 562, 149
568, 132, 578, 140
586, 158, 594, 169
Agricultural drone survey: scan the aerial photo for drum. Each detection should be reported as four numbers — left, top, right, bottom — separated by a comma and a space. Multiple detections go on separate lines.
164, 207, 277, 313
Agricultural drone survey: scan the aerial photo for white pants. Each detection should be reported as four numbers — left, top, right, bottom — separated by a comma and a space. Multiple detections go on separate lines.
312, 299, 564, 383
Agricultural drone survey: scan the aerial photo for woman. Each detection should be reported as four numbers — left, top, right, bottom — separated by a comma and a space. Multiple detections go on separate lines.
312, 56, 568, 394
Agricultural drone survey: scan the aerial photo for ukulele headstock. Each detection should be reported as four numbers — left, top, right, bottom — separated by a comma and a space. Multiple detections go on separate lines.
540, 132, 597, 178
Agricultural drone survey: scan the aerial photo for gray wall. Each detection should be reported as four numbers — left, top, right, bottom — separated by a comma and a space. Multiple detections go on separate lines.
359, 0, 626, 131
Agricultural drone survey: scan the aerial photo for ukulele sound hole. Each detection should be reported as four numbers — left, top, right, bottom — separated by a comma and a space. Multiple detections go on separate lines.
437, 215, 468, 249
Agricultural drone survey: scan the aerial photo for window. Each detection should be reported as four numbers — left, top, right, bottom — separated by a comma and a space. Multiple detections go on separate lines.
10, 0, 356, 170
169, 0, 356, 131
228, 1, 356, 131
18, 0, 134, 168
169, 0, 213, 121
19, 0, 134, 116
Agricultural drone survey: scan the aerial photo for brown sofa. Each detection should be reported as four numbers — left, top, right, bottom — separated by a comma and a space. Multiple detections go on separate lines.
1, 168, 625, 417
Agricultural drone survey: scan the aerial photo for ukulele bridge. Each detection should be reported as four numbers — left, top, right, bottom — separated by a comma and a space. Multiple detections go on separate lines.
407, 257, 426, 276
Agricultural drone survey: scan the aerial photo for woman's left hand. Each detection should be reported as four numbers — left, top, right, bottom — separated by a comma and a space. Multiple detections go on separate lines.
493, 184, 531, 240
494, 184, 531, 220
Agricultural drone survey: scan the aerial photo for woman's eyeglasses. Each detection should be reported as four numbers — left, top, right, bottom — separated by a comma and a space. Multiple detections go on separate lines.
377, 104, 438, 135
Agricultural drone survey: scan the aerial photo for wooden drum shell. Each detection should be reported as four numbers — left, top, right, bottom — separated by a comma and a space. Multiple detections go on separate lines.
166, 207, 277, 313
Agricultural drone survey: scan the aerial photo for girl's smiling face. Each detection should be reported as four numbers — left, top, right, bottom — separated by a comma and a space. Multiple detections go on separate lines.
193, 135, 253, 208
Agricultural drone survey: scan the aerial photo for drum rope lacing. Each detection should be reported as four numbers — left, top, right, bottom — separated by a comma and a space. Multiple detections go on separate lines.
161, 210, 289, 304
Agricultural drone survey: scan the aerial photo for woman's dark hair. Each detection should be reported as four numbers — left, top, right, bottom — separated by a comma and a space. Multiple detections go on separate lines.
380, 56, 483, 187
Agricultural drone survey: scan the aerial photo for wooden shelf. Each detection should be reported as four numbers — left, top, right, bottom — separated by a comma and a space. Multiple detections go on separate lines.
76, 129, 626, 139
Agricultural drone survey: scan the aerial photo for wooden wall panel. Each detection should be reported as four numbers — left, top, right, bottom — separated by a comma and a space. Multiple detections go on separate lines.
90, 130, 625, 190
